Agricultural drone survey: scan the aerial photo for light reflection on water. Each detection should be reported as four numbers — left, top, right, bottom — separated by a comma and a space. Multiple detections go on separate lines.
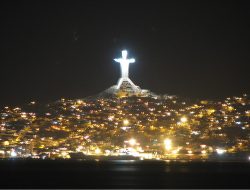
1, 159, 250, 188
108, 160, 136, 163
93, 159, 250, 174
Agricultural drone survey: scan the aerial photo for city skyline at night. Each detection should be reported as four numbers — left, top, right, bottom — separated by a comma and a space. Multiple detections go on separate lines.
0, 49, 249, 161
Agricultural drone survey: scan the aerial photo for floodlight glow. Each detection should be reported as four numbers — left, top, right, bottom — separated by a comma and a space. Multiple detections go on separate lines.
122, 50, 127, 58
216, 148, 226, 155
114, 50, 135, 78
10, 150, 17, 157
76, 145, 83, 152
172, 149, 178, 154
201, 150, 207, 154
121, 126, 128, 131
108, 116, 114, 121
164, 138, 172, 150
128, 138, 136, 146
123, 119, 129, 125
61, 152, 68, 157
180, 117, 188, 123
95, 148, 101, 154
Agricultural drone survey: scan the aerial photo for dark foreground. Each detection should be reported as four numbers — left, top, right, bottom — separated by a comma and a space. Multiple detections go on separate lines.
0, 159, 250, 188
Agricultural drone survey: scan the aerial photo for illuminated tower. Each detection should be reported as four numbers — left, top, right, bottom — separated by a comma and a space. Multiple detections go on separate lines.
114, 50, 140, 92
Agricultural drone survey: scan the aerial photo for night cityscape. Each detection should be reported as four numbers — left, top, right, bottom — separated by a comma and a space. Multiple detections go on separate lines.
1, 50, 250, 162
1, 0, 250, 189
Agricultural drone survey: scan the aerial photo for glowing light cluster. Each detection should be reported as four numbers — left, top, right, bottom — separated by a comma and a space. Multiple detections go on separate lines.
164, 138, 172, 150
123, 119, 129, 125
216, 148, 226, 155
95, 148, 101, 154
180, 116, 188, 123
128, 138, 136, 146
10, 149, 17, 157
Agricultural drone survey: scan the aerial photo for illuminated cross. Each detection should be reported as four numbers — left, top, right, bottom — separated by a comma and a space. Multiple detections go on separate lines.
114, 50, 135, 79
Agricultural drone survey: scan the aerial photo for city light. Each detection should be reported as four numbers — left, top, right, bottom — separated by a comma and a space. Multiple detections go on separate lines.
164, 139, 172, 150
108, 116, 114, 121
0, 52, 249, 161
95, 148, 101, 154
128, 138, 136, 146
201, 150, 207, 155
10, 150, 17, 157
3, 141, 9, 146
216, 148, 226, 155
76, 145, 83, 152
200, 144, 207, 149
180, 116, 188, 123
77, 100, 83, 104
172, 149, 178, 154
123, 119, 129, 125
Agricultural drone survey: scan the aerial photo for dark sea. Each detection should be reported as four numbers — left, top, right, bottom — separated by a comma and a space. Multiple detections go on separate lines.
0, 159, 250, 188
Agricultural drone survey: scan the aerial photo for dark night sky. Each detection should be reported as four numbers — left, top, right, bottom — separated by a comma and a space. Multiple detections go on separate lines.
0, 0, 250, 106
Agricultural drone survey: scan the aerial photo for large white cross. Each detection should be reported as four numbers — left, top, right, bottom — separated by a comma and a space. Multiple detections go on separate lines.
114, 50, 135, 79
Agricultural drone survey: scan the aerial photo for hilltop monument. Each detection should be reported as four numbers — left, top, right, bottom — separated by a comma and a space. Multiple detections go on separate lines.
100, 50, 152, 97
114, 50, 141, 93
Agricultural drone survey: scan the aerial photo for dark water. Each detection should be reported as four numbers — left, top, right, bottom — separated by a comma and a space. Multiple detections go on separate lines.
0, 159, 250, 188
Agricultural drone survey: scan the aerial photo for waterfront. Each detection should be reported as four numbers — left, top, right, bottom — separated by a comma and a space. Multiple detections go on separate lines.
0, 159, 250, 188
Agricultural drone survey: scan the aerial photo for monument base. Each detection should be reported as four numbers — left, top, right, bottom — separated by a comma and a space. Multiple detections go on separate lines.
98, 77, 152, 98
